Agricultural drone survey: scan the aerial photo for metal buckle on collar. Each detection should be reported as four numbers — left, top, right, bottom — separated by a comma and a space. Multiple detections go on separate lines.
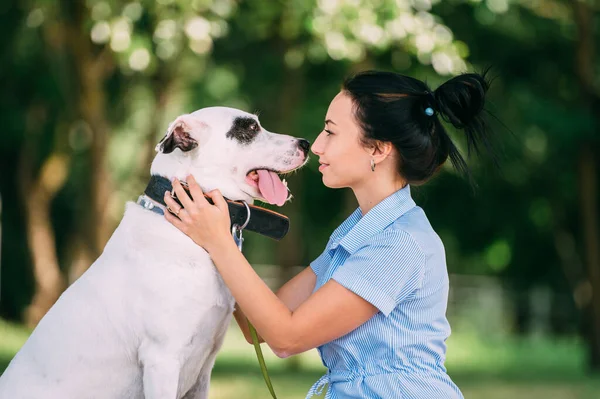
136, 195, 164, 215
170, 179, 190, 200
231, 201, 251, 251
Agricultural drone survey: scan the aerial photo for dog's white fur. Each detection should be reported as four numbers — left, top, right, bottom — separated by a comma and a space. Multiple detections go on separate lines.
0, 107, 308, 399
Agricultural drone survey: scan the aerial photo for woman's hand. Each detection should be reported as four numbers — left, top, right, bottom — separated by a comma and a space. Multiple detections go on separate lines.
163, 175, 233, 254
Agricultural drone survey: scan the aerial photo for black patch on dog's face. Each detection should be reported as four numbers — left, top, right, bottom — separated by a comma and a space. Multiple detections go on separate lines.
226, 117, 260, 145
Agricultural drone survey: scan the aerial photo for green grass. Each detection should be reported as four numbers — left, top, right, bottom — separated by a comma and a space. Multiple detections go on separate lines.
2, 318, 600, 398
0, 319, 30, 374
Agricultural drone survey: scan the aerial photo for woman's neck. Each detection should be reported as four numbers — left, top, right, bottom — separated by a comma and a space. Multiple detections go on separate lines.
352, 176, 407, 215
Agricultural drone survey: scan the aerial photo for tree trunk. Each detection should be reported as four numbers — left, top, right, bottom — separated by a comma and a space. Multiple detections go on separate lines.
273, 60, 305, 372
572, 0, 600, 372
578, 145, 600, 370
63, 0, 115, 280
20, 153, 69, 327
15, 5, 77, 324
274, 64, 304, 268
142, 71, 177, 173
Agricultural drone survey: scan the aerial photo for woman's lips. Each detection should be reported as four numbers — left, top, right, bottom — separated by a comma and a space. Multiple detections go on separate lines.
319, 163, 329, 172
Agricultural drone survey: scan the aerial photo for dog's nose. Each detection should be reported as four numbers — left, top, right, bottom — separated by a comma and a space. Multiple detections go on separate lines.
298, 139, 310, 155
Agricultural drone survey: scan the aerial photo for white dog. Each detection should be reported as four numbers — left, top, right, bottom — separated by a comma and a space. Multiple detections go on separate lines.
0, 107, 310, 399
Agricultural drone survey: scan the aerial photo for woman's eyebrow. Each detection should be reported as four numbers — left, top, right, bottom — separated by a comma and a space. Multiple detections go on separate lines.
325, 119, 337, 126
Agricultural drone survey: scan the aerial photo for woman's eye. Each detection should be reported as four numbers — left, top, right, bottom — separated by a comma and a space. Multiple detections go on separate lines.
324, 129, 333, 136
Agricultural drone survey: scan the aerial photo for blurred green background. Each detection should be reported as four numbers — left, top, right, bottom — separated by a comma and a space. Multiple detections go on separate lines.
1, 0, 599, 398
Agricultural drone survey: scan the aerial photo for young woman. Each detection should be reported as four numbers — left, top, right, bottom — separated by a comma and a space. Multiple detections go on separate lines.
164, 70, 494, 398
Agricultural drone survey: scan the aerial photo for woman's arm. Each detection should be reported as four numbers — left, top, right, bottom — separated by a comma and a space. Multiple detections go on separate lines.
234, 266, 317, 344
164, 177, 378, 358
232, 303, 257, 343
208, 242, 378, 358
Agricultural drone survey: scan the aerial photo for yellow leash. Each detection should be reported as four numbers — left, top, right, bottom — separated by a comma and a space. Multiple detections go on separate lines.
232, 202, 278, 399
248, 322, 278, 398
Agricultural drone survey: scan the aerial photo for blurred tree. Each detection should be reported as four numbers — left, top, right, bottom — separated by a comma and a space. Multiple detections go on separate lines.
0, 0, 599, 374
433, 0, 600, 371
0, 0, 238, 326
570, 0, 600, 370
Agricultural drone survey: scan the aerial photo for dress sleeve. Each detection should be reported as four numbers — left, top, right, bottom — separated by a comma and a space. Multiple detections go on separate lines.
309, 244, 332, 278
331, 230, 426, 316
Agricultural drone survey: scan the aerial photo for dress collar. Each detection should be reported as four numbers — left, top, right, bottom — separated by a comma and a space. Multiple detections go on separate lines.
328, 185, 416, 255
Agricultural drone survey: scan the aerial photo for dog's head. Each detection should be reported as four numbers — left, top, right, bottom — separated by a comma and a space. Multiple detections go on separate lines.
150, 107, 310, 206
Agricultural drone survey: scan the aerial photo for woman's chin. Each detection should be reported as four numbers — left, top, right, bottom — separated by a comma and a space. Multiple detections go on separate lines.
321, 175, 344, 189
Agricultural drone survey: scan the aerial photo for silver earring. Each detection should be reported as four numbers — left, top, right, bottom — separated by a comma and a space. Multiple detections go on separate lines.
370, 159, 376, 172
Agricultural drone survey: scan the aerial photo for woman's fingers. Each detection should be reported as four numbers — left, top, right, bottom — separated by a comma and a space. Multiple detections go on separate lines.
206, 189, 228, 214
161, 176, 235, 252
164, 205, 188, 231
172, 179, 195, 210
186, 175, 208, 205
164, 190, 189, 221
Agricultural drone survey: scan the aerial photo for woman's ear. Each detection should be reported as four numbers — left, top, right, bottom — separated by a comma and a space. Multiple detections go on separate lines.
371, 141, 394, 161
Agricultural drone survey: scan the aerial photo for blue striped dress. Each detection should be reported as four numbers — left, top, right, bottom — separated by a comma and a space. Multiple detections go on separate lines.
306, 185, 463, 399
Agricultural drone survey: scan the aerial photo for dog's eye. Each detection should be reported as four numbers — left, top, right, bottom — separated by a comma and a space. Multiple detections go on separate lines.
250, 122, 259, 131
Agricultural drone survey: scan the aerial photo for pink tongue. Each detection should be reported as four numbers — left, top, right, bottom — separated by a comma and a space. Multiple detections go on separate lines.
257, 169, 288, 206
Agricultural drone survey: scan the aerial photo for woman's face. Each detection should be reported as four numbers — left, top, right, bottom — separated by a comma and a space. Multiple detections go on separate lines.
311, 91, 373, 189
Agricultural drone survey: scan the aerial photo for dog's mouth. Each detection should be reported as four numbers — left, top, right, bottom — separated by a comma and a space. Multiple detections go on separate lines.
245, 169, 291, 206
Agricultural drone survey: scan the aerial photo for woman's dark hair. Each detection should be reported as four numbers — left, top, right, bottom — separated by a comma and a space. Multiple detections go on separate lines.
342, 69, 496, 185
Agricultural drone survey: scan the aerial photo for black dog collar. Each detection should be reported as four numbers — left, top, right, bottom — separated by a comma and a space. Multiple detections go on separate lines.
142, 175, 290, 241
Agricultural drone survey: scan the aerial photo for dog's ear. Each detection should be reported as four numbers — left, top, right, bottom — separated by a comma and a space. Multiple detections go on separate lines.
155, 115, 204, 154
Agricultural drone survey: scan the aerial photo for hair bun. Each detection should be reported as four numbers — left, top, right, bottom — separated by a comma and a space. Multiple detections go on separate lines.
433, 70, 492, 158
434, 72, 489, 129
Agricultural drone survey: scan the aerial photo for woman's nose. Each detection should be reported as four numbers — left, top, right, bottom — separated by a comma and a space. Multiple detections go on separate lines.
311, 135, 323, 155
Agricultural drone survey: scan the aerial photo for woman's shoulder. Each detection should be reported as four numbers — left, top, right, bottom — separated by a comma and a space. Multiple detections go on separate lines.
383, 207, 444, 257
359, 227, 427, 272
